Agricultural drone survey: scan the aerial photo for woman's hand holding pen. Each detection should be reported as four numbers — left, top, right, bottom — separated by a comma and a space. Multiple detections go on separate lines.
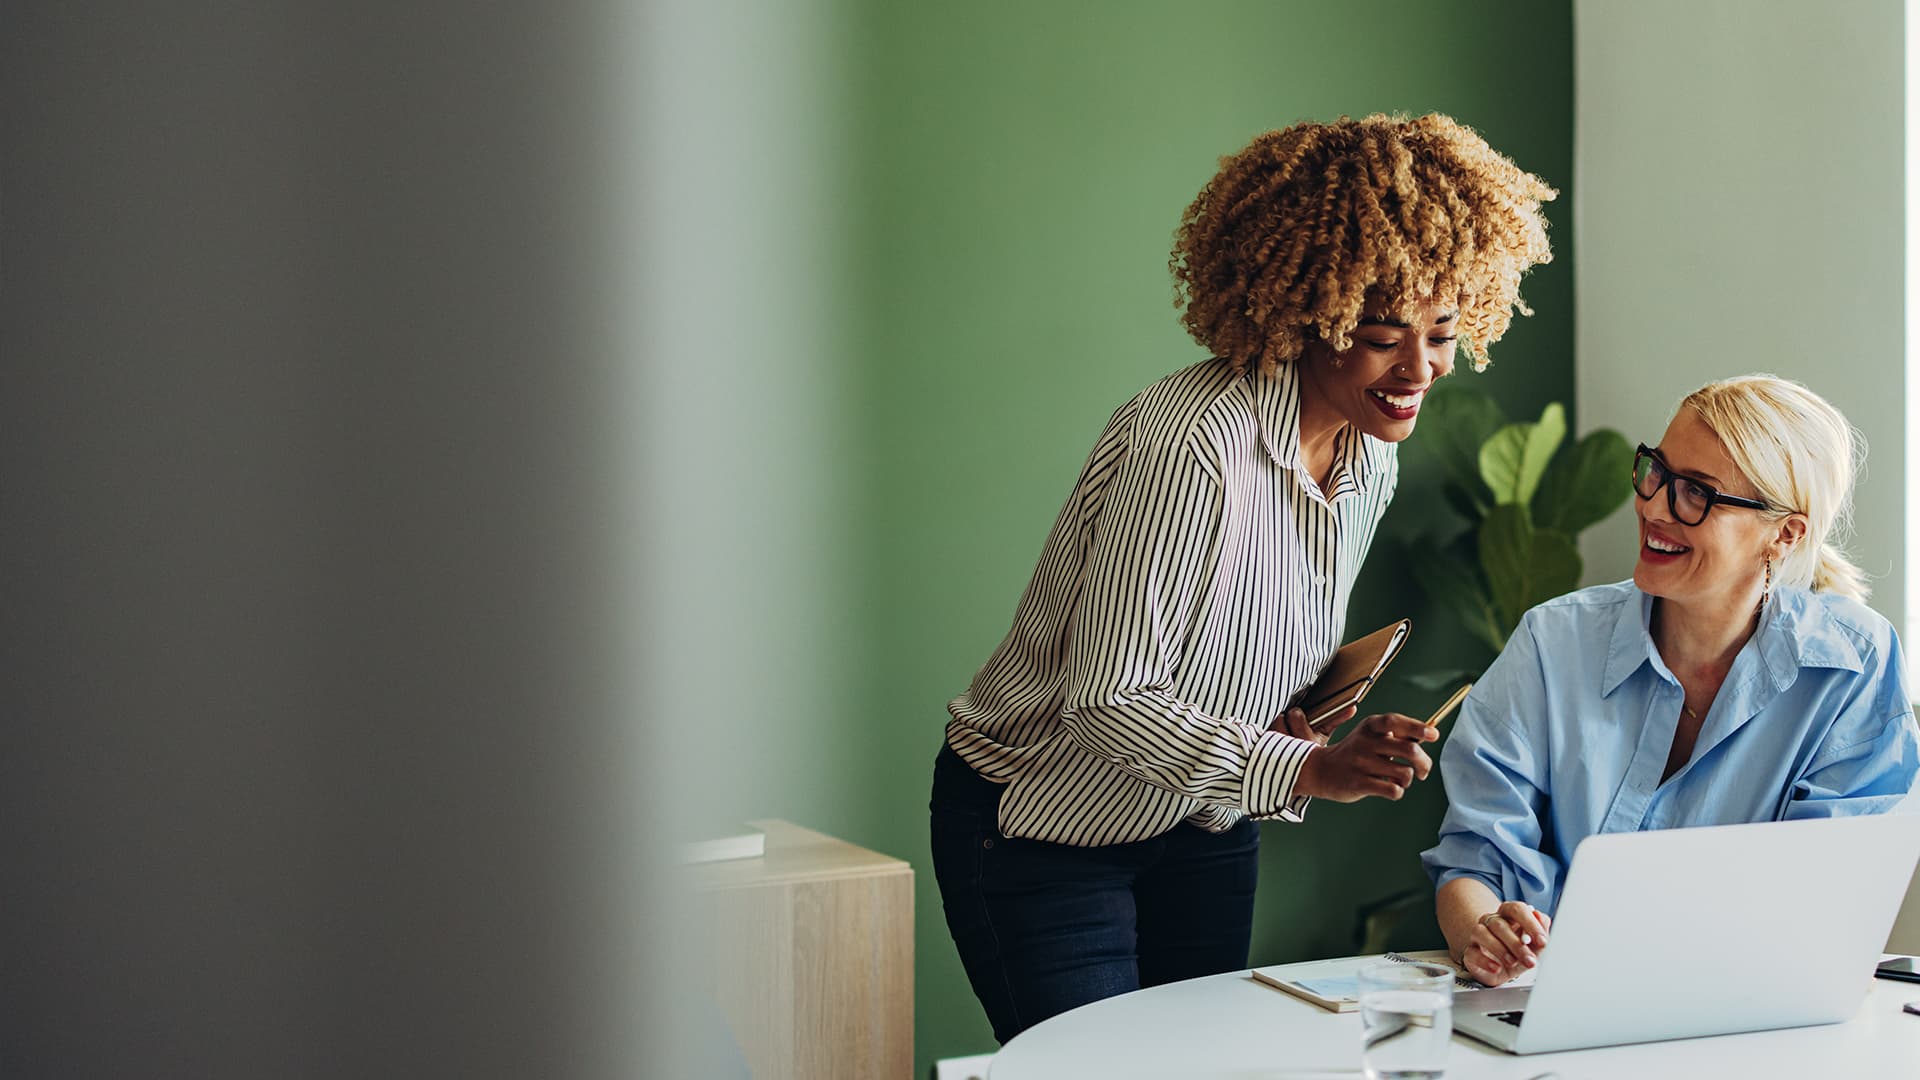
1292, 713, 1436, 802
1464, 901, 1552, 986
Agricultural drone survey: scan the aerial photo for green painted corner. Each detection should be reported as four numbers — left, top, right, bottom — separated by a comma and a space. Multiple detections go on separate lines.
826, 3, 1576, 1072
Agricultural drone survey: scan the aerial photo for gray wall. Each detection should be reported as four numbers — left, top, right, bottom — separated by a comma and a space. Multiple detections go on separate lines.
1573, 0, 1917, 950
1574, 0, 1904, 609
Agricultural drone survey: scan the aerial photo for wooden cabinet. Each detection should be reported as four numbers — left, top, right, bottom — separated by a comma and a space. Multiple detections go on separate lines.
687, 820, 914, 1080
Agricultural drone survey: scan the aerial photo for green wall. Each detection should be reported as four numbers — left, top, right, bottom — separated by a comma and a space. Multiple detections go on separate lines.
832, 3, 1575, 1071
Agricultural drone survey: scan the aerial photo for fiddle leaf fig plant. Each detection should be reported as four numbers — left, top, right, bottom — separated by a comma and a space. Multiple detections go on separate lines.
1480, 401, 1565, 507
1410, 385, 1635, 659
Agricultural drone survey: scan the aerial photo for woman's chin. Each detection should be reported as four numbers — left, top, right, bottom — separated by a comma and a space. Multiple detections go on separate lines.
1357, 414, 1419, 443
1632, 562, 1674, 598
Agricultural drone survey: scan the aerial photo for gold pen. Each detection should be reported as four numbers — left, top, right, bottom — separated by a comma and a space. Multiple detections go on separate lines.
1425, 682, 1473, 731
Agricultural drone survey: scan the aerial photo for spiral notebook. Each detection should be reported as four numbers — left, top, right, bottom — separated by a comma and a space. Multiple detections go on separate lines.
1251, 949, 1535, 1012
1295, 618, 1411, 731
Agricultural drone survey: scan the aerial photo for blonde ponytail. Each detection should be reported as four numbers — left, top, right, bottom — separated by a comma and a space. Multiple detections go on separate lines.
1811, 541, 1869, 603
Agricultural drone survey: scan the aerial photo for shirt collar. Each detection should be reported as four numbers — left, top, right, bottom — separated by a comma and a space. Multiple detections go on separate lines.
1600, 589, 1656, 696
1247, 361, 1391, 494
1763, 587, 1865, 676
1599, 585, 1863, 698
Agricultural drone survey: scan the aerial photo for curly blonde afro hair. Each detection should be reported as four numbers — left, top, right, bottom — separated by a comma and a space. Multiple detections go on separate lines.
1171, 113, 1555, 374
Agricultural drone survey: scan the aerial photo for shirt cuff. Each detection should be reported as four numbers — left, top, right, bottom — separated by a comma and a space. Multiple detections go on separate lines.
1244, 729, 1315, 819
1434, 867, 1502, 898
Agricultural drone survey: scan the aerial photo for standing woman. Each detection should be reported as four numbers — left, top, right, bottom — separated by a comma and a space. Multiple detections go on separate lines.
930, 114, 1556, 1042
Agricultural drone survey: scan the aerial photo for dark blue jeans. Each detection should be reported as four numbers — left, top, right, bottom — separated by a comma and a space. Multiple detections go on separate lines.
929, 744, 1259, 1044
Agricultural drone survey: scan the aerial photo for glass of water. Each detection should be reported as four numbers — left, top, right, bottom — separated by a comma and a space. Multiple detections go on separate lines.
1357, 961, 1452, 1079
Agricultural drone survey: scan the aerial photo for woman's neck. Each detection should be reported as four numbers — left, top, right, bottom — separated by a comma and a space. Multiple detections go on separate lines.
1651, 590, 1763, 682
1295, 384, 1348, 491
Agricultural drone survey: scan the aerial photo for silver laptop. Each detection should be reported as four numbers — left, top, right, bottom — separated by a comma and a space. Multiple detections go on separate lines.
1454, 813, 1920, 1054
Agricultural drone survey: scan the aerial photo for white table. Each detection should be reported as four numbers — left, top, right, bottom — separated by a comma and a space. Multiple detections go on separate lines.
989, 965, 1920, 1079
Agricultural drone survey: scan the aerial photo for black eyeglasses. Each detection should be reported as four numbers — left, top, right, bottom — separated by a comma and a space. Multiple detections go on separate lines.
1631, 444, 1771, 526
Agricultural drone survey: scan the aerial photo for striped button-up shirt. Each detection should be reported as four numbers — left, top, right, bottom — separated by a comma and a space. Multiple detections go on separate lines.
947, 356, 1400, 846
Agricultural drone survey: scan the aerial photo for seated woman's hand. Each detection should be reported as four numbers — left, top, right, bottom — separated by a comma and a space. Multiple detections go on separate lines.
1293, 713, 1435, 802
1462, 901, 1552, 986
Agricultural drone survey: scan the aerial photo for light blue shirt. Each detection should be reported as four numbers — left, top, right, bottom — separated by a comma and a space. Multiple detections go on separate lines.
1421, 581, 1920, 915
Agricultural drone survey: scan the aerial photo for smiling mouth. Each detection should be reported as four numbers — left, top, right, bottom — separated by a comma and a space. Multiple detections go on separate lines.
1643, 531, 1692, 557
1366, 387, 1426, 418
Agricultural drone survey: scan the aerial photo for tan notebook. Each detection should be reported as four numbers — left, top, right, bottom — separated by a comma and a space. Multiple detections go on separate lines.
1295, 618, 1411, 732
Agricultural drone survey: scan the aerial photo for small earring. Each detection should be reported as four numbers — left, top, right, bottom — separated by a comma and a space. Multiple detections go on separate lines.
1759, 554, 1773, 614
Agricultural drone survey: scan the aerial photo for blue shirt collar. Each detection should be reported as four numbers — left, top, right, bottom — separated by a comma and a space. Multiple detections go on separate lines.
1600, 585, 1863, 698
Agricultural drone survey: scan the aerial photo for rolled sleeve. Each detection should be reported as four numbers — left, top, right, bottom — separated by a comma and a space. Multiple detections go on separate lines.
1785, 708, 1920, 819
1786, 629, 1920, 820
1244, 732, 1316, 820
1421, 616, 1564, 913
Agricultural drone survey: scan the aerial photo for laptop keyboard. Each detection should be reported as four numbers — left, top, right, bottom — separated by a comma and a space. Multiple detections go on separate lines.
1489, 1010, 1526, 1026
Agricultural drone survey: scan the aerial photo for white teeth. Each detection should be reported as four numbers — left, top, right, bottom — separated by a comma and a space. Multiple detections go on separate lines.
1370, 389, 1425, 409
1646, 536, 1689, 554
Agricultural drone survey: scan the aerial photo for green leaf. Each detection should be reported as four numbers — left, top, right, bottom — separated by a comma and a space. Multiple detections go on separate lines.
1477, 505, 1531, 631
1420, 386, 1505, 510
1479, 403, 1567, 507
1477, 504, 1582, 632
1410, 533, 1507, 655
1534, 428, 1636, 533
1525, 529, 1584, 609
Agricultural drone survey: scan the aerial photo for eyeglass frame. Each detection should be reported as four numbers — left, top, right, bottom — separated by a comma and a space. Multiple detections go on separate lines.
1631, 443, 1773, 525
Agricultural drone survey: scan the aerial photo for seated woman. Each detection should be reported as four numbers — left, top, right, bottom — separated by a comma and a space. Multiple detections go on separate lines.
1422, 374, 1920, 986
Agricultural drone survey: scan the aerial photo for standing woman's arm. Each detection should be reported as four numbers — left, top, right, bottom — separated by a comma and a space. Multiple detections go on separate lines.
1056, 408, 1321, 819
